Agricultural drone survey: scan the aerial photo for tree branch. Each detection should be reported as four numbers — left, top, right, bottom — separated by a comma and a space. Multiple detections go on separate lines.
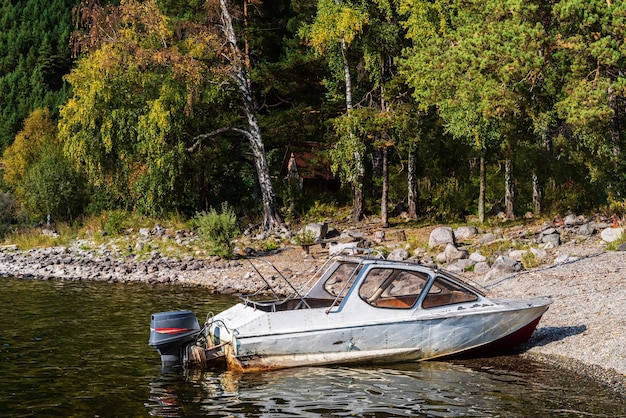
187, 127, 251, 152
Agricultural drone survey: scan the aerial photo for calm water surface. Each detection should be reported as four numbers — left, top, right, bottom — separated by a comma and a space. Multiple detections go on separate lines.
1, 277, 625, 417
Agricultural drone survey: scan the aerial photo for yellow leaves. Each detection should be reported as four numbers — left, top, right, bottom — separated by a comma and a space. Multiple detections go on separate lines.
307, 0, 369, 53
151, 50, 170, 66
118, 0, 172, 46
80, 0, 218, 81
339, 7, 368, 44
3, 109, 56, 193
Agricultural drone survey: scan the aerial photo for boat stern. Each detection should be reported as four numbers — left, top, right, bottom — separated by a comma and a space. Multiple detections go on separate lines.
149, 310, 201, 368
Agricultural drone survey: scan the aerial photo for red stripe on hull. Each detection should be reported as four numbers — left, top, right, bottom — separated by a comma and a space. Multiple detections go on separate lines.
487, 316, 543, 350
154, 327, 193, 335
449, 316, 544, 359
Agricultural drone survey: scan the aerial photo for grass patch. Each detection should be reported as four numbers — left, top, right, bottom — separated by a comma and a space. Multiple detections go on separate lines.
2, 212, 196, 256
302, 201, 351, 224
606, 233, 626, 251
3, 224, 76, 249
521, 251, 542, 269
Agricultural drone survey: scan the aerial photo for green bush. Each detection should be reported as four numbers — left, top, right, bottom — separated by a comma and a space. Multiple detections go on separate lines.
0, 191, 19, 236
194, 203, 239, 258
103, 210, 130, 236
22, 147, 88, 222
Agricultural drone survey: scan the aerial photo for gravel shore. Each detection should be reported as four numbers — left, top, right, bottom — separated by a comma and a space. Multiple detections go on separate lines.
474, 242, 626, 395
0, 233, 624, 395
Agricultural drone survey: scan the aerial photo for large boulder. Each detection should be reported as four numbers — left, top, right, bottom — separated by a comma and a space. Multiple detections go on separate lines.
478, 233, 497, 245
484, 255, 521, 282
446, 258, 475, 273
299, 222, 328, 242
474, 261, 491, 274
443, 243, 468, 263
469, 251, 487, 263
508, 249, 528, 262
578, 222, 595, 237
540, 228, 561, 246
600, 227, 624, 243
454, 226, 478, 240
387, 248, 410, 261
563, 214, 583, 226
428, 227, 455, 248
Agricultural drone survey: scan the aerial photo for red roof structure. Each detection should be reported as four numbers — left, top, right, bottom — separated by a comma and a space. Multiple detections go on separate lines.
280, 142, 338, 193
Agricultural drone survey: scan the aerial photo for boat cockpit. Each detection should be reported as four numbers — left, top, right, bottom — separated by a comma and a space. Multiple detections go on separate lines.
240, 247, 485, 313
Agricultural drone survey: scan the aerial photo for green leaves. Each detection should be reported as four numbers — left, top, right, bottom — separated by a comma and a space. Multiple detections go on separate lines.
193, 203, 240, 259
305, 0, 369, 53
59, 0, 222, 215
22, 144, 87, 221
3, 108, 87, 221
330, 113, 368, 184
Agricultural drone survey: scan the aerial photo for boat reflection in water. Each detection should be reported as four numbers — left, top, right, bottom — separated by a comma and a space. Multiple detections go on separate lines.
146, 359, 626, 417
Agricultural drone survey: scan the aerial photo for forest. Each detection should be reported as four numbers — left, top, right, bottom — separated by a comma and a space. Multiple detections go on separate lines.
0, 0, 625, 232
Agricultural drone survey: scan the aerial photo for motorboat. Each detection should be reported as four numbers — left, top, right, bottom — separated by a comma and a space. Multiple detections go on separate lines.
149, 248, 552, 371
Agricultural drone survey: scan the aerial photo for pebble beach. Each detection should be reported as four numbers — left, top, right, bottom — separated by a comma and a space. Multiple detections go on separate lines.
475, 242, 626, 395
0, 226, 624, 396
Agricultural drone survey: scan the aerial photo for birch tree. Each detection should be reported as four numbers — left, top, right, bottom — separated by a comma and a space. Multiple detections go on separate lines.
60, 0, 215, 214
305, 0, 405, 224
217, 0, 282, 231
305, 0, 368, 222
60, 0, 282, 227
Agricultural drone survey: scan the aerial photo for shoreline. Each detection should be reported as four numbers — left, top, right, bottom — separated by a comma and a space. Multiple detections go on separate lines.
1, 238, 625, 397
474, 249, 626, 397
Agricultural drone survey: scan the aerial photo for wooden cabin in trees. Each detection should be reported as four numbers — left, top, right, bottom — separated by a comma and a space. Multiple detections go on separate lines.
280, 142, 339, 194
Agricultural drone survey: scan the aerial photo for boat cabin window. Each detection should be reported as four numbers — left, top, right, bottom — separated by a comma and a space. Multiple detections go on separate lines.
359, 268, 430, 309
422, 276, 478, 309
323, 262, 361, 297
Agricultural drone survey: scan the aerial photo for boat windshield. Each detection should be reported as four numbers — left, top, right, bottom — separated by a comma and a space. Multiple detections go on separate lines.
421, 276, 479, 309
323, 262, 362, 297
359, 268, 430, 309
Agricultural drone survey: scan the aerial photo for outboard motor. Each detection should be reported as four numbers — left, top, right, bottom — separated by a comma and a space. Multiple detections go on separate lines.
149, 310, 201, 368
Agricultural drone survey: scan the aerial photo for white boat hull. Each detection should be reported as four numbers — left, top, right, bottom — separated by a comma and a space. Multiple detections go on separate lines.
209, 297, 550, 371
153, 251, 553, 371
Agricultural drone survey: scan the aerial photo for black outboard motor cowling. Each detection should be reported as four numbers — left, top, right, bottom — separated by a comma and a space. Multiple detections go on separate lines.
149, 310, 201, 368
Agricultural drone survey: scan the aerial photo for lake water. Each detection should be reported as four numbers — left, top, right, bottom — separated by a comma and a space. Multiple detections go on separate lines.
1, 277, 625, 417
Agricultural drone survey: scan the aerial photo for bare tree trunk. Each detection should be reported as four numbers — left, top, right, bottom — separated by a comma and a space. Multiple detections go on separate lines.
478, 153, 485, 223
407, 149, 418, 219
532, 171, 541, 215
219, 0, 282, 231
608, 81, 621, 157
340, 37, 364, 222
381, 146, 389, 227
504, 158, 515, 219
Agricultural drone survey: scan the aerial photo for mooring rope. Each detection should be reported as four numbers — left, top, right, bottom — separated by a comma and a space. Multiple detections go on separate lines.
483, 250, 609, 289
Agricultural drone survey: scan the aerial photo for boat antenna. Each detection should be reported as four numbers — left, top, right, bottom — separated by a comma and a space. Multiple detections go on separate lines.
243, 256, 310, 307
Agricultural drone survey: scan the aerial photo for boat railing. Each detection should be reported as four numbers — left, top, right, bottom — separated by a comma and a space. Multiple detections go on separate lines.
241, 256, 312, 310
435, 267, 488, 296
240, 247, 386, 312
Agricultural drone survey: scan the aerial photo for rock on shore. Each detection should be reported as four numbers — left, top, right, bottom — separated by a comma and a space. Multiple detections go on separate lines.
0, 217, 625, 395
0, 244, 262, 295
